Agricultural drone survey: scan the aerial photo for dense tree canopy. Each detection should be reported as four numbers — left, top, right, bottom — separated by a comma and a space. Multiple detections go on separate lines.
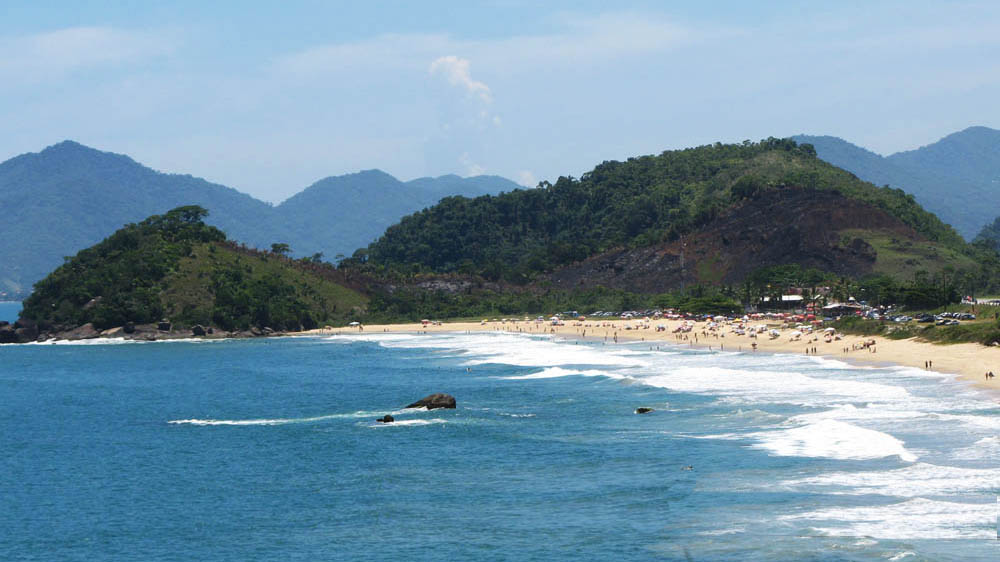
362, 138, 965, 283
20, 206, 367, 331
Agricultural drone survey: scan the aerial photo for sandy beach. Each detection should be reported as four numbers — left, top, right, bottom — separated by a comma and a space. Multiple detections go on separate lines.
307, 317, 1000, 393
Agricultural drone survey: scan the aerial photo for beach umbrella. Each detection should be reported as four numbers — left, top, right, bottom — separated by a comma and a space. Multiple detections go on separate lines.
348, 321, 360, 326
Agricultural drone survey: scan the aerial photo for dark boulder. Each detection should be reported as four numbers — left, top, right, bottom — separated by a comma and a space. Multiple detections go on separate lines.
157, 320, 171, 332
406, 393, 456, 410
0, 325, 17, 343
191, 325, 207, 337
0, 321, 8, 328
635, 407, 654, 414
376, 415, 395, 423
206, 327, 214, 335
123, 322, 136, 334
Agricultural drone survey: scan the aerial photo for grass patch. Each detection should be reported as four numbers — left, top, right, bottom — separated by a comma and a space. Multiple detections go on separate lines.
832, 315, 1000, 345
838, 229, 976, 278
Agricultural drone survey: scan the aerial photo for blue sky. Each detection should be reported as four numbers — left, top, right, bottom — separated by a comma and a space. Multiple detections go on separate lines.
2, 1, 998, 202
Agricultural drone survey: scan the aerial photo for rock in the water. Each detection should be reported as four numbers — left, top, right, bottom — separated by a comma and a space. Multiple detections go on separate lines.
635, 407, 654, 414
191, 325, 206, 337
377, 415, 395, 423
64, 323, 100, 340
157, 320, 171, 332
406, 393, 456, 410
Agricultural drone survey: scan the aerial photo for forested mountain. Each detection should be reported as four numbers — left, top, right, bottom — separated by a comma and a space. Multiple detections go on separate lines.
0, 141, 517, 298
793, 126, 1000, 239
974, 216, 1000, 252
360, 138, 989, 292
274, 170, 517, 260
13, 206, 367, 339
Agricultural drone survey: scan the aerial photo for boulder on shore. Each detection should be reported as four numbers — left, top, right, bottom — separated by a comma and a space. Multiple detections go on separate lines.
0, 324, 16, 343
376, 415, 395, 423
64, 323, 100, 340
191, 325, 206, 337
157, 320, 171, 332
406, 393, 456, 410
123, 322, 136, 334
635, 407, 654, 414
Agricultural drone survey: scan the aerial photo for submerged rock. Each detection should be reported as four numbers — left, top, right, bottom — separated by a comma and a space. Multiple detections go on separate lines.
635, 407, 654, 414
406, 393, 456, 410
377, 415, 395, 423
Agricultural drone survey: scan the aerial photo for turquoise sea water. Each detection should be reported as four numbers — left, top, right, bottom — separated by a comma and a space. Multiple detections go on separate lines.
1, 331, 997, 560
0, 301, 20, 323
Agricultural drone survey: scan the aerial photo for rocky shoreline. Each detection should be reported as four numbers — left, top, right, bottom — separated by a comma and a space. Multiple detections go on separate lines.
0, 319, 291, 344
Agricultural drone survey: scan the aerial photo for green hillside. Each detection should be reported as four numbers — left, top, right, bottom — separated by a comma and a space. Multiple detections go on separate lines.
19, 206, 367, 333
364, 138, 966, 283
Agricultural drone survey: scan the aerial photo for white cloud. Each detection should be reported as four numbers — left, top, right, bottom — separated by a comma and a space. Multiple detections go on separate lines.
459, 152, 485, 176
273, 13, 699, 78
0, 26, 175, 81
429, 55, 493, 104
517, 170, 537, 187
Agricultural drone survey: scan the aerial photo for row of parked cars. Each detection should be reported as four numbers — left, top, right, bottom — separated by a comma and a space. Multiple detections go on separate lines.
910, 312, 975, 325
868, 310, 975, 325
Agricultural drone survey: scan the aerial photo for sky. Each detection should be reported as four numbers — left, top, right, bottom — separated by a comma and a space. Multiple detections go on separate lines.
2, 1, 998, 203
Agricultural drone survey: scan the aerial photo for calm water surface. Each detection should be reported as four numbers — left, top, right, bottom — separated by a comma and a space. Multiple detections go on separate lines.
0, 301, 21, 323
1, 331, 997, 560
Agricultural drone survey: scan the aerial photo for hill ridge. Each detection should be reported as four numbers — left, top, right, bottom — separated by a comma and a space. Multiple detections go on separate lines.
792, 127, 1000, 239
0, 141, 519, 298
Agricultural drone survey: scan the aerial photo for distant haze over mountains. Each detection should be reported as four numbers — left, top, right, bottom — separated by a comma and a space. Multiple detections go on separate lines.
792, 126, 1000, 240
0, 141, 520, 297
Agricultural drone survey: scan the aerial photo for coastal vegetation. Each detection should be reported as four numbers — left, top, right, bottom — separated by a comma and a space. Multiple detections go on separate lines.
358, 138, 968, 284
19, 206, 367, 333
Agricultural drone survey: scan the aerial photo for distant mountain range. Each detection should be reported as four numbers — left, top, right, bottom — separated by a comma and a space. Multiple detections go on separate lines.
792, 126, 1000, 240
0, 141, 520, 297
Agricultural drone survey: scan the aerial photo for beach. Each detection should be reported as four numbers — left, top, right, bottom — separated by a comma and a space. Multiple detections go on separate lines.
307, 317, 1000, 393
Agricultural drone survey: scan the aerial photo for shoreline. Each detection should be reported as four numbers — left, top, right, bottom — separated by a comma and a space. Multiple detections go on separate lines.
304, 318, 1000, 396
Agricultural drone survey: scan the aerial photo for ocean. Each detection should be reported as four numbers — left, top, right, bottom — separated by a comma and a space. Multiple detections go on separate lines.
1, 330, 997, 561
0, 301, 20, 323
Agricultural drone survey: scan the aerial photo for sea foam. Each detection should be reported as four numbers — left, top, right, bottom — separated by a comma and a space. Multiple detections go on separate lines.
779, 497, 994, 540
750, 419, 917, 461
